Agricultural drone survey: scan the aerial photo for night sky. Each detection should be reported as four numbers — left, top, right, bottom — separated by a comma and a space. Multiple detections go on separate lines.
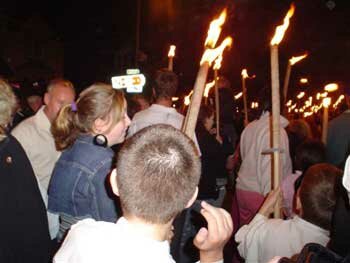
1, 0, 349, 99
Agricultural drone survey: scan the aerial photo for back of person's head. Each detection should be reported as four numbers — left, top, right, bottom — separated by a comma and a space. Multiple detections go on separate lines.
288, 119, 312, 141
128, 93, 151, 118
116, 124, 201, 224
217, 76, 230, 90
0, 79, 16, 141
295, 140, 326, 171
294, 140, 327, 191
259, 86, 272, 114
197, 104, 214, 126
154, 69, 178, 100
52, 83, 126, 151
299, 163, 342, 230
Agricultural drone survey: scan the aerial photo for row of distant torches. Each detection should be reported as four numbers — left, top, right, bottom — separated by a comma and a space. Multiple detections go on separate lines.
286, 83, 343, 118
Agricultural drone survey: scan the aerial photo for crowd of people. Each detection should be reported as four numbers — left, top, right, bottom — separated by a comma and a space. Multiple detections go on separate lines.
0, 69, 350, 263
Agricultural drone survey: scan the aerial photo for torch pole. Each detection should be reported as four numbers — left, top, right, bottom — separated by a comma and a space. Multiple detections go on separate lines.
182, 62, 210, 140
168, 57, 173, 71
214, 69, 220, 136
242, 76, 249, 127
322, 106, 329, 144
282, 63, 292, 115
270, 44, 282, 219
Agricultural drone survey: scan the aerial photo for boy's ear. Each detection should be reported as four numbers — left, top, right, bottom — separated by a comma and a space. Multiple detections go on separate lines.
185, 187, 198, 209
110, 169, 120, 197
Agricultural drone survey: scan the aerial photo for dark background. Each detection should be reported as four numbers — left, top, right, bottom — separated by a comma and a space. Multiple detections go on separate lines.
0, 0, 349, 99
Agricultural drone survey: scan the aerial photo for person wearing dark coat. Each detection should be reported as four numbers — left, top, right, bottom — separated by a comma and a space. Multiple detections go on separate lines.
0, 78, 51, 263
196, 105, 227, 201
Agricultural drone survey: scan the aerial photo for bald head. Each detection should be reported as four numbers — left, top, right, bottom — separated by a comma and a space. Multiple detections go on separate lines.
44, 79, 75, 122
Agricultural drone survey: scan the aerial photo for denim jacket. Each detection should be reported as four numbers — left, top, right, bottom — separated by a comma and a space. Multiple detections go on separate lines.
48, 135, 118, 223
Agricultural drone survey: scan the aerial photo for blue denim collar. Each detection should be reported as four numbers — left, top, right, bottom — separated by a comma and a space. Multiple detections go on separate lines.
75, 134, 114, 154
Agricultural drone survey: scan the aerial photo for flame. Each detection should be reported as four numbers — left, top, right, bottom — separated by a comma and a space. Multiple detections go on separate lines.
184, 90, 193, 106
168, 45, 176, 57
205, 9, 227, 48
234, 92, 243, 100
297, 92, 305, 99
321, 92, 328, 98
172, 97, 179, 101
286, 100, 292, 106
324, 83, 339, 92
289, 53, 307, 65
270, 4, 295, 45
213, 55, 223, 70
300, 78, 308, 84
304, 112, 313, 118
323, 97, 331, 108
241, 69, 248, 79
333, 94, 345, 108
251, 102, 259, 109
204, 80, 216, 97
200, 37, 232, 65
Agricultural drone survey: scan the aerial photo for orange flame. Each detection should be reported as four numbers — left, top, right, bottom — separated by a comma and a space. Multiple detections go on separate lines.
270, 4, 295, 45
300, 78, 308, 84
289, 53, 307, 65
213, 55, 223, 70
241, 69, 248, 79
168, 45, 176, 57
184, 90, 193, 106
200, 37, 232, 65
324, 83, 339, 92
297, 92, 305, 99
234, 92, 243, 100
205, 9, 227, 48
204, 80, 216, 97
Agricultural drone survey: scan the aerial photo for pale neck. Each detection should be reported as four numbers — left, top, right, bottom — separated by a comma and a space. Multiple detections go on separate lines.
124, 215, 172, 242
155, 98, 172, 108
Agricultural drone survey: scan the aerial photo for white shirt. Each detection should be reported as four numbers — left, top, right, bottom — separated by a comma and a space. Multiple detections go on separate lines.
235, 214, 329, 263
12, 106, 60, 191
236, 112, 292, 195
343, 156, 350, 202
54, 217, 223, 263
54, 217, 175, 263
128, 104, 201, 154
12, 106, 59, 239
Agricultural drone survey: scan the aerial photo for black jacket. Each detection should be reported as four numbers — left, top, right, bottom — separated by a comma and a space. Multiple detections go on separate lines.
0, 134, 51, 263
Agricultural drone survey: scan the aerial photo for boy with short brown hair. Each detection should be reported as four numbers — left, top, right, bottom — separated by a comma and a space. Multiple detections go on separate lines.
54, 124, 232, 263
236, 163, 342, 263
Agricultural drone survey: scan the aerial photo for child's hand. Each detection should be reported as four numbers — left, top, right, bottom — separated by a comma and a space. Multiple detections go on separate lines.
193, 201, 233, 263
258, 187, 282, 217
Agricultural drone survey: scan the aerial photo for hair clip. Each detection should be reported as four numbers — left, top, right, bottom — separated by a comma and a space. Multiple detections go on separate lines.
71, 102, 77, 112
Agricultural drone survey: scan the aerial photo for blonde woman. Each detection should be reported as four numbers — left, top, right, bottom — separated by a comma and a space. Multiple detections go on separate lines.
0, 79, 51, 262
48, 83, 130, 240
